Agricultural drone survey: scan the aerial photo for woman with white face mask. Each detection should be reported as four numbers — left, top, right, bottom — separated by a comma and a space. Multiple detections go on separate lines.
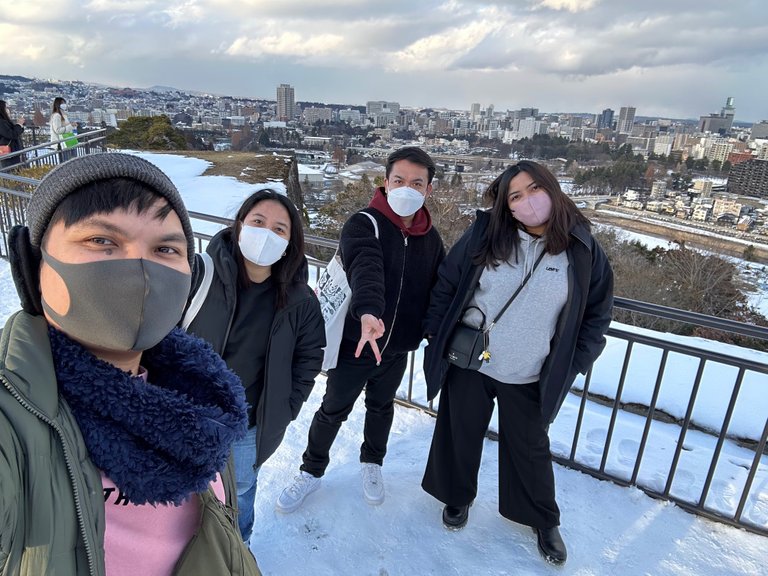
183, 189, 326, 543
50, 96, 76, 162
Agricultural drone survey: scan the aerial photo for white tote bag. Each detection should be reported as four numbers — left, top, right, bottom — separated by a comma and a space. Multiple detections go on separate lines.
317, 211, 378, 371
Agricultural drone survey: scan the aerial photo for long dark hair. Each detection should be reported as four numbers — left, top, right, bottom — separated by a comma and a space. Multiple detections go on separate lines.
0, 100, 11, 123
474, 160, 590, 268
52, 97, 66, 117
231, 189, 306, 309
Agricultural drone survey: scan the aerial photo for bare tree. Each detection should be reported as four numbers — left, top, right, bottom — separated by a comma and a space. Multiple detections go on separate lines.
426, 181, 475, 250
311, 174, 374, 243
662, 247, 744, 318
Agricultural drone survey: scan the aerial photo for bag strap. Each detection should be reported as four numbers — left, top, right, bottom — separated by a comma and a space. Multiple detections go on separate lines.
332, 210, 379, 264
181, 252, 214, 330
483, 249, 546, 335
359, 210, 379, 239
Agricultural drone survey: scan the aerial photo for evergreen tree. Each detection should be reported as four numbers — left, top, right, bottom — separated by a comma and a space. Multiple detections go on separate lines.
107, 115, 187, 150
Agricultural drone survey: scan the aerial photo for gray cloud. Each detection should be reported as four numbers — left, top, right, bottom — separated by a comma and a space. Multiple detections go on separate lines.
2, 0, 766, 121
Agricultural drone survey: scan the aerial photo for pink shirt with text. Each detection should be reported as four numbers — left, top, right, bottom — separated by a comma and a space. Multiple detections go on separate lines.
101, 364, 227, 575
102, 472, 226, 576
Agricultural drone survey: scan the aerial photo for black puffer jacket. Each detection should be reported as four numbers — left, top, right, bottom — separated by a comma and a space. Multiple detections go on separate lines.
340, 193, 445, 357
423, 210, 614, 422
185, 229, 325, 467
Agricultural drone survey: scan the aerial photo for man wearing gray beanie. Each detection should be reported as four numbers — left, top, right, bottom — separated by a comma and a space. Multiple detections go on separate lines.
0, 153, 261, 575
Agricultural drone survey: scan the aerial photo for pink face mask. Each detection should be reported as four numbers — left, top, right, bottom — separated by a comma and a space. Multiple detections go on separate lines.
510, 191, 552, 228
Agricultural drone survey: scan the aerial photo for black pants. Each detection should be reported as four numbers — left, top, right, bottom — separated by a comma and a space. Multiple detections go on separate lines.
422, 365, 560, 529
301, 339, 408, 477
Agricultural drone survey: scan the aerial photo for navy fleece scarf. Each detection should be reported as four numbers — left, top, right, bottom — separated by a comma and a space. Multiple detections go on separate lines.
50, 326, 248, 506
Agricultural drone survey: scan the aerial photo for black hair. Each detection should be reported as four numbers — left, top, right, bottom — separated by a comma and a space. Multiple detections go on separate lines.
52, 97, 66, 116
46, 177, 173, 232
475, 160, 590, 268
0, 100, 10, 123
385, 146, 436, 183
230, 189, 306, 309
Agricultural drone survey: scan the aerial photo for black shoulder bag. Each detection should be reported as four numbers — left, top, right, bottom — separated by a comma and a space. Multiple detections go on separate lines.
445, 251, 546, 371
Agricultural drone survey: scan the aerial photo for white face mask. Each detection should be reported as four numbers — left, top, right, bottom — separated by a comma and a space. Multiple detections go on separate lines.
386, 186, 426, 217
238, 225, 289, 267
59, 104, 67, 111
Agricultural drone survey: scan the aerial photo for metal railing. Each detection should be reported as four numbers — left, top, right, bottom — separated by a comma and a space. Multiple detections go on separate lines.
0, 130, 108, 257
566, 309, 768, 537
0, 128, 108, 173
1, 182, 766, 538
186, 211, 768, 536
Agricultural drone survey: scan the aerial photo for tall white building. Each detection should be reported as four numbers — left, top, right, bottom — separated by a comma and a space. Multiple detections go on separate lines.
705, 138, 733, 163
339, 109, 362, 124
653, 134, 674, 156
618, 106, 636, 134
276, 83, 295, 121
303, 107, 332, 124
366, 101, 400, 115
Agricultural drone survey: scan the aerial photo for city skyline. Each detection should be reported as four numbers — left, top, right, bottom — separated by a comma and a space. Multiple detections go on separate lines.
2, 1, 766, 122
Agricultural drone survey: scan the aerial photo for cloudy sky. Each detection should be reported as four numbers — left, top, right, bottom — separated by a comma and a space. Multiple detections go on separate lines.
3, 0, 766, 122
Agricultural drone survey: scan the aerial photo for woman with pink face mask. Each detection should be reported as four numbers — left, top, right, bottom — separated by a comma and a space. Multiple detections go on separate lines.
421, 161, 614, 566
183, 189, 325, 544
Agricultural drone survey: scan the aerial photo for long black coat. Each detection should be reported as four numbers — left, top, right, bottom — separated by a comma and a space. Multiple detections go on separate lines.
423, 210, 614, 423
185, 229, 326, 467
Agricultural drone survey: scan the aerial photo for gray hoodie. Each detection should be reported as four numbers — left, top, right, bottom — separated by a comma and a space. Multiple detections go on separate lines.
462, 231, 569, 384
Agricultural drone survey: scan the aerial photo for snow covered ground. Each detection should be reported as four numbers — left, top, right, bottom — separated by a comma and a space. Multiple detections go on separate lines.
2, 151, 766, 575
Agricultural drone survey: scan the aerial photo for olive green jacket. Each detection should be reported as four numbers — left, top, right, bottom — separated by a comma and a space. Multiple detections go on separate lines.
0, 312, 260, 576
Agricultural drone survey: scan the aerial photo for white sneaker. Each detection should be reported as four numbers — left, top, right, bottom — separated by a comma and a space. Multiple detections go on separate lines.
276, 471, 321, 513
361, 463, 385, 505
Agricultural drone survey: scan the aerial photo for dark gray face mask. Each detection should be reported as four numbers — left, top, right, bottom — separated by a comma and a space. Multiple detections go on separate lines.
41, 250, 192, 352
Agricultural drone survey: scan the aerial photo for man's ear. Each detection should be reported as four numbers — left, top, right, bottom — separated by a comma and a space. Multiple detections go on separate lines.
8, 225, 44, 315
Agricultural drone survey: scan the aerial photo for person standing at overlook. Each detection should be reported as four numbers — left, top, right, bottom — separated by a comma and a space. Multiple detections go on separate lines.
0, 153, 261, 575
276, 146, 445, 513
421, 160, 613, 566
50, 96, 76, 162
0, 100, 25, 168
183, 189, 326, 543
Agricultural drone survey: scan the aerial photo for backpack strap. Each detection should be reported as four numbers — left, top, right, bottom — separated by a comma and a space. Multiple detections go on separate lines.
181, 252, 214, 330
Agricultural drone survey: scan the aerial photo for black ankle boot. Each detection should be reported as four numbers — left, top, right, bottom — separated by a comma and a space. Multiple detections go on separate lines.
534, 526, 567, 565
442, 504, 470, 530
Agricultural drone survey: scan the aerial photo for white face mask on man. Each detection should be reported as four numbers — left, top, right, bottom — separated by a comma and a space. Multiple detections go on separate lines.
238, 224, 289, 267
386, 186, 426, 217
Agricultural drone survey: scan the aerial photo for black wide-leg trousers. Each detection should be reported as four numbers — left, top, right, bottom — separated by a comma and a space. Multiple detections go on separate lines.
422, 364, 560, 529
301, 339, 408, 478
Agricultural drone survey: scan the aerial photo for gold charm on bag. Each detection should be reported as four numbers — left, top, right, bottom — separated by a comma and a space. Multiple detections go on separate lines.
479, 330, 491, 363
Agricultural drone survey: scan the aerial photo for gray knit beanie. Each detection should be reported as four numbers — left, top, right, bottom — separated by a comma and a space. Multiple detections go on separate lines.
27, 153, 195, 266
